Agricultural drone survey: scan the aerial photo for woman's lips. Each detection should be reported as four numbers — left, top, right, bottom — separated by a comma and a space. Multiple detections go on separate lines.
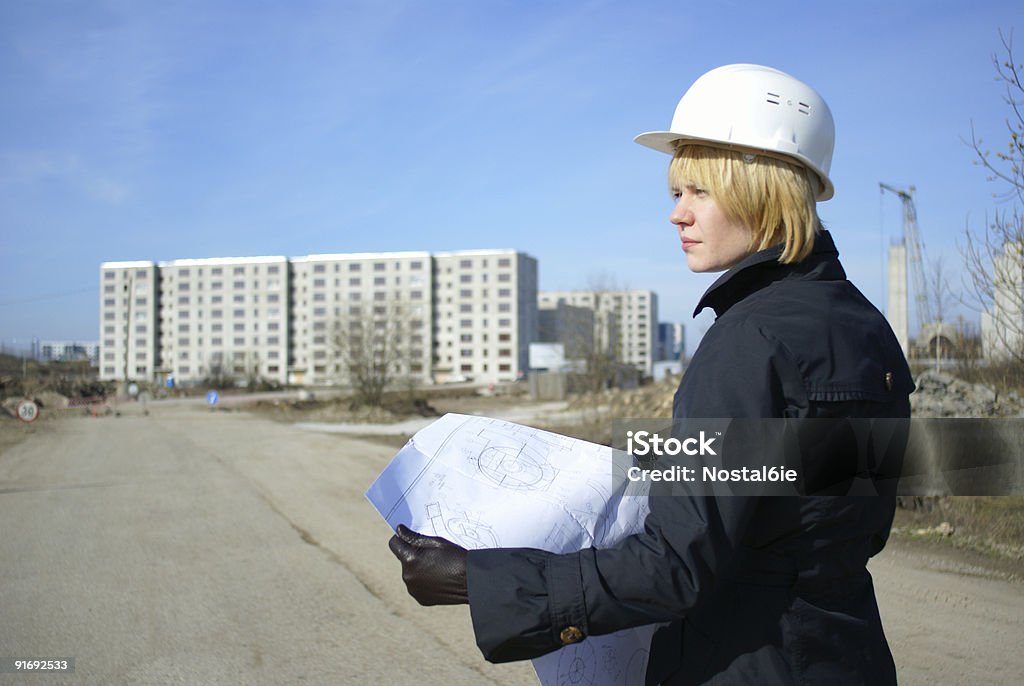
682, 238, 700, 251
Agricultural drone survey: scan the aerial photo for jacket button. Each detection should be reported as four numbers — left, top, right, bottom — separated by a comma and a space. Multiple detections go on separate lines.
884, 372, 894, 391
559, 626, 584, 644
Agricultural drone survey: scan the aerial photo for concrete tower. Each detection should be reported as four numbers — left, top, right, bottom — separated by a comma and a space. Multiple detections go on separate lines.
888, 242, 909, 356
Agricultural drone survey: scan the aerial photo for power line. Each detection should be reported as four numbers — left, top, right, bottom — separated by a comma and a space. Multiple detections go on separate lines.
0, 286, 98, 308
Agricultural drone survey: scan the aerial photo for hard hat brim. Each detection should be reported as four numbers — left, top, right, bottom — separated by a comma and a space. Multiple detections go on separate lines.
633, 130, 834, 201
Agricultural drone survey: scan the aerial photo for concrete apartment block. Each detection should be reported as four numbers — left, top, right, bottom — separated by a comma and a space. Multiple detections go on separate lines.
538, 289, 658, 377
99, 262, 159, 382
432, 250, 538, 384
290, 252, 433, 386
39, 340, 100, 365
98, 249, 538, 387
981, 243, 1024, 361
156, 256, 290, 386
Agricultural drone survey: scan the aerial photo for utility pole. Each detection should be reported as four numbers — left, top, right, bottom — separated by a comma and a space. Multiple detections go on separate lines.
123, 274, 134, 389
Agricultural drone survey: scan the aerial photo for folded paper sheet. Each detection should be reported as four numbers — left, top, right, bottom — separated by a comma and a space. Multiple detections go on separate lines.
366, 413, 658, 686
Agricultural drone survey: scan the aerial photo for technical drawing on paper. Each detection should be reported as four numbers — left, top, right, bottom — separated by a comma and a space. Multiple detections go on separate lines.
558, 641, 596, 686
426, 501, 500, 550
365, 413, 657, 686
476, 444, 557, 490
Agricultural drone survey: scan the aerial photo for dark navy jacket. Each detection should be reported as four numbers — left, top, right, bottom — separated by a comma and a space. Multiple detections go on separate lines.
466, 231, 914, 684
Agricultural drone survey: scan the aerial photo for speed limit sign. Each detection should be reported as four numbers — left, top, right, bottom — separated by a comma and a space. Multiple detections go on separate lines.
16, 399, 39, 423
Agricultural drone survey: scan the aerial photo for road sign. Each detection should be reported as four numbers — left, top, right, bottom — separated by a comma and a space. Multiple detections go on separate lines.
206, 391, 219, 407
166, 377, 175, 389
16, 399, 39, 423
128, 383, 139, 397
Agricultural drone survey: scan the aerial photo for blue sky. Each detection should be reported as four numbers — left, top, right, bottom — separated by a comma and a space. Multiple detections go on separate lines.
2, 0, 1022, 356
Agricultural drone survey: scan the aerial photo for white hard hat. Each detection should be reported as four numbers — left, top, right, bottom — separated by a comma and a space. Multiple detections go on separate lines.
635, 64, 836, 200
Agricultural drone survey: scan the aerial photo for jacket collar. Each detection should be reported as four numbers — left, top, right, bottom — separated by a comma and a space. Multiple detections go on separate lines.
693, 230, 846, 318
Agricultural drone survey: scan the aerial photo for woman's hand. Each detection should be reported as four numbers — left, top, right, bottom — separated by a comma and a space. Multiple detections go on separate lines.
388, 524, 468, 605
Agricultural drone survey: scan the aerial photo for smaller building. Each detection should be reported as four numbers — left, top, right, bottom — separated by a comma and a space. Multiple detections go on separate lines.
39, 341, 100, 366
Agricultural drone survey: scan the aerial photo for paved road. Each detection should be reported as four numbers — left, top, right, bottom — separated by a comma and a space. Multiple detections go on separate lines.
1, 407, 1022, 684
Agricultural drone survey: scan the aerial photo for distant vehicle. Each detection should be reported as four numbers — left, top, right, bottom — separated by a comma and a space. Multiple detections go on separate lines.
444, 374, 472, 384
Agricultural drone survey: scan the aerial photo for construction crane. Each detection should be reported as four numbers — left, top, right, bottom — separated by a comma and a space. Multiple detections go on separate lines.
880, 183, 932, 342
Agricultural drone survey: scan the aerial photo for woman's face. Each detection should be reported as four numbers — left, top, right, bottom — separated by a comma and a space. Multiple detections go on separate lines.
669, 182, 754, 273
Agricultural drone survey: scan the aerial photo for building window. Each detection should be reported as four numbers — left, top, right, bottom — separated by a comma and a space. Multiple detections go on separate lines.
374, 276, 386, 286
498, 258, 511, 267
460, 274, 472, 283
499, 319, 511, 327
498, 273, 511, 282
104, 272, 115, 280
374, 262, 386, 271
498, 303, 511, 313
314, 264, 326, 274
233, 267, 245, 275
314, 278, 325, 288
460, 304, 472, 313
234, 323, 245, 332
178, 324, 190, 333
499, 364, 511, 372
233, 309, 244, 317
459, 289, 472, 298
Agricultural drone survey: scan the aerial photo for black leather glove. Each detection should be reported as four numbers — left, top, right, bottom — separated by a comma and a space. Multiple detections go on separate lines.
388, 524, 469, 605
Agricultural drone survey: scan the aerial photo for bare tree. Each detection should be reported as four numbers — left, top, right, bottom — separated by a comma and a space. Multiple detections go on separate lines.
923, 257, 957, 370
960, 30, 1024, 366
331, 299, 422, 407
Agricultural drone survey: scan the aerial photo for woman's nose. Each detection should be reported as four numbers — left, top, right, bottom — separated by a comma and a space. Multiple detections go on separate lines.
670, 197, 693, 226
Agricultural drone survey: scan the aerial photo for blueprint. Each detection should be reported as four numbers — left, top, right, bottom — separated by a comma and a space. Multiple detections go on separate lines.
365, 413, 658, 686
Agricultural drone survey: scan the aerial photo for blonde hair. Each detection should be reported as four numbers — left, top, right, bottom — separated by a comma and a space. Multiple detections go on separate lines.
668, 144, 821, 264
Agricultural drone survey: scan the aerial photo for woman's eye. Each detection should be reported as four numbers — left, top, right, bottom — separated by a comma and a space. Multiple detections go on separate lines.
694, 187, 708, 197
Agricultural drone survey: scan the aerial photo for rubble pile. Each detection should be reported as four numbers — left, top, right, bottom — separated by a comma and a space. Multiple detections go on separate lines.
569, 377, 678, 419
911, 370, 1024, 418
568, 369, 1024, 421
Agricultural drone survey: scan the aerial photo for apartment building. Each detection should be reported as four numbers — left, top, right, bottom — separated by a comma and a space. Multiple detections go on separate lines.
157, 256, 290, 386
538, 289, 658, 376
432, 250, 538, 383
289, 252, 433, 386
99, 249, 538, 386
981, 241, 1024, 361
99, 261, 159, 381
39, 340, 100, 365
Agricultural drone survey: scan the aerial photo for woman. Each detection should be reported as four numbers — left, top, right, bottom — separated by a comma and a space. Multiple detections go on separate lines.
389, 64, 913, 685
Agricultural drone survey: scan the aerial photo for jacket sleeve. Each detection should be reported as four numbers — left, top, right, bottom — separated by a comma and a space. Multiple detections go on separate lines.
466, 321, 789, 663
